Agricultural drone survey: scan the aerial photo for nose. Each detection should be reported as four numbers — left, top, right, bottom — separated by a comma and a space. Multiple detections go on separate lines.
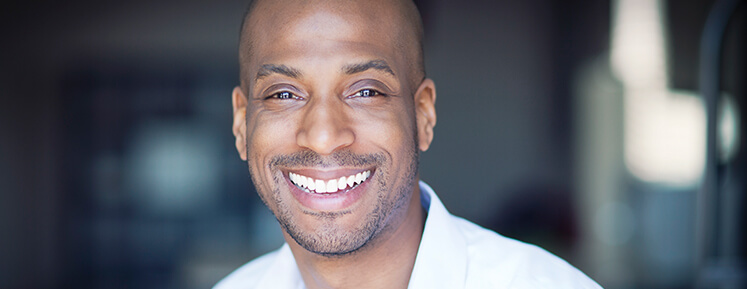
296, 97, 355, 155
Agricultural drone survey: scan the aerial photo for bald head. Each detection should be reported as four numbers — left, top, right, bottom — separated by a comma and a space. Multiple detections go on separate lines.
237, 0, 425, 92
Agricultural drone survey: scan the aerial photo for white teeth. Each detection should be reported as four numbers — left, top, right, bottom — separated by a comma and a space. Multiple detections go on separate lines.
338, 177, 347, 190
327, 179, 338, 193
316, 179, 327, 193
347, 175, 355, 187
300, 176, 308, 188
289, 170, 372, 194
308, 177, 316, 191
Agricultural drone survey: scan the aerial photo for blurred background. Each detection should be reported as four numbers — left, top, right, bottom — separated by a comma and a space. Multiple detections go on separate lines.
1, 0, 744, 288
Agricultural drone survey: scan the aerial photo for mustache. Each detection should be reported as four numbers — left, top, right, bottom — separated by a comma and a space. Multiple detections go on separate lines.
269, 149, 385, 169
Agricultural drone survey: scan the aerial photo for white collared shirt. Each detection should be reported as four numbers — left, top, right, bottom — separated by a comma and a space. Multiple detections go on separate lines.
214, 181, 603, 289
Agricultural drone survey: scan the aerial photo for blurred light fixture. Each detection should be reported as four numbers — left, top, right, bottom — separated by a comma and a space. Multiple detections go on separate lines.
611, 0, 739, 187
126, 120, 221, 215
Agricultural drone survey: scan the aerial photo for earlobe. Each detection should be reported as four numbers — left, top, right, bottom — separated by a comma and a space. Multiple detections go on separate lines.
414, 79, 437, 152
232, 86, 249, 160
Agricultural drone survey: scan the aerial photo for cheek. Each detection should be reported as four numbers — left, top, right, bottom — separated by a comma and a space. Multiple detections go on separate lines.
247, 110, 298, 152
246, 111, 299, 184
354, 103, 416, 154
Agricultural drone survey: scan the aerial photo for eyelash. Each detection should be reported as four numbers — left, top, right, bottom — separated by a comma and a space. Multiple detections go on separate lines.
266, 91, 300, 100
351, 89, 385, 98
266, 89, 385, 100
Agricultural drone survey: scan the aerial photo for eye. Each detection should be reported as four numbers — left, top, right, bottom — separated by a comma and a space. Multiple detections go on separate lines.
351, 89, 384, 98
267, 91, 299, 100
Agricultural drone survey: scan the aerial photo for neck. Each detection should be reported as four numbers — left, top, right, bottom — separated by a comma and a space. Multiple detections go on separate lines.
286, 183, 426, 289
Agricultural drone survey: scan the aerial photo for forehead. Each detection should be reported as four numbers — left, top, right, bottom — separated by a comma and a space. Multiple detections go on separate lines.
244, 0, 409, 74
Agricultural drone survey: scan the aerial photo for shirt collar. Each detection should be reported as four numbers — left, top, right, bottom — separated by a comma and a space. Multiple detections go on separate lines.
255, 243, 304, 289
407, 180, 468, 289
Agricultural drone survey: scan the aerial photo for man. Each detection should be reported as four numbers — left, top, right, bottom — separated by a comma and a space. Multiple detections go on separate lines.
216, 0, 602, 288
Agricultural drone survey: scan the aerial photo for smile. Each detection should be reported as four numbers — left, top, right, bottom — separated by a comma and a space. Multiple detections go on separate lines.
289, 170, 371, 194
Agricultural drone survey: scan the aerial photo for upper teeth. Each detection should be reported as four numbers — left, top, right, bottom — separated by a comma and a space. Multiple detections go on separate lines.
288, 171, 371, 194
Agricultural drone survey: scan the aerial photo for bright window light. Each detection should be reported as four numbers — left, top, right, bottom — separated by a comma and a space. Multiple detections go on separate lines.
612, 0, 740, 187
612, 0, 708, 187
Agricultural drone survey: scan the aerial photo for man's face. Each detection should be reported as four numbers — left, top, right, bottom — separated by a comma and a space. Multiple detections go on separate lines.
232, 0, 435, 255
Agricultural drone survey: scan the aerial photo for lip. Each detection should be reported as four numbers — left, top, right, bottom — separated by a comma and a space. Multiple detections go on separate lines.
283, 168, 375, 212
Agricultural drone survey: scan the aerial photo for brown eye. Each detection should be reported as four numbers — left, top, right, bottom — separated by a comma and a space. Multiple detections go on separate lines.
268, 91, 296, 100
353, 89, 382, 97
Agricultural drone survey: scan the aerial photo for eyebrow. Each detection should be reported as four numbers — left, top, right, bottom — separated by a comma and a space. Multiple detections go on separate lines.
342, 60, 395, 77
254, 60, 395, 82
255, 64, 302, 81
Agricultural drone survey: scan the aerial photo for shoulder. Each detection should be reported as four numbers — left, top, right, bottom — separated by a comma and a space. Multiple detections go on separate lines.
212, 249, 282, 289
451, 217, 603, 289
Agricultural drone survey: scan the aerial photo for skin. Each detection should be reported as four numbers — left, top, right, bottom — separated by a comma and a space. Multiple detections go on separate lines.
231, 0, 437, 288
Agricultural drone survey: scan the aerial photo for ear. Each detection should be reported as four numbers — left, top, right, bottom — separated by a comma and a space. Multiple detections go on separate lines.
414, 78, 437, 152
232, 86, 249, 160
